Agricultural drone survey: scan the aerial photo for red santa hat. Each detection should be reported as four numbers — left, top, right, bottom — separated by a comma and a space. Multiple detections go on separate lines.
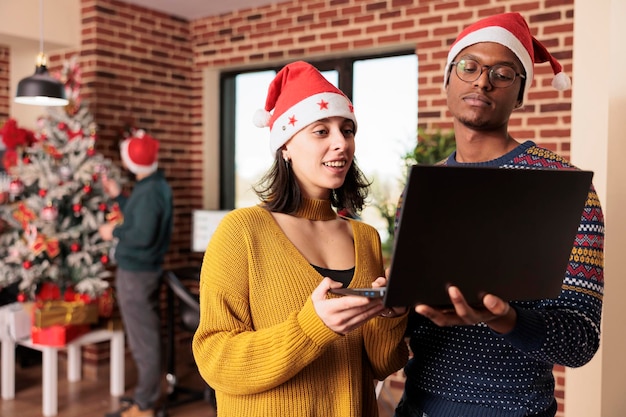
253, 61, 357, 154
444, 12, 571, 104
119, 130, 159, 175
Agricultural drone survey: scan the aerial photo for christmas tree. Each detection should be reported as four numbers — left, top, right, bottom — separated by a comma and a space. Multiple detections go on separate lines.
0, 57, 123, 301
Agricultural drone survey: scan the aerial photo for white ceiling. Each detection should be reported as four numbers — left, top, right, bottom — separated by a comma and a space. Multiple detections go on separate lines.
121, 0, 276, 20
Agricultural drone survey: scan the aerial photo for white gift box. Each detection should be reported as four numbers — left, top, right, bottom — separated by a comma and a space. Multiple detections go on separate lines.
0, 302, 32, 341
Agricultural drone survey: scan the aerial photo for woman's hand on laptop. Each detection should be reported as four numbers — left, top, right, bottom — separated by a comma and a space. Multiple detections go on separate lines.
415, 286, 517, 334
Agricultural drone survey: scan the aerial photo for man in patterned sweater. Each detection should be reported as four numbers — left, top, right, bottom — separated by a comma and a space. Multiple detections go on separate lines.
394, 12, 604, 417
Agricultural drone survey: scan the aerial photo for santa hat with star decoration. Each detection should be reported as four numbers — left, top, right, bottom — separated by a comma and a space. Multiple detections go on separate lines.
253, 61, 357, 154
119, 129, 159, 175
444, 12, 571, 104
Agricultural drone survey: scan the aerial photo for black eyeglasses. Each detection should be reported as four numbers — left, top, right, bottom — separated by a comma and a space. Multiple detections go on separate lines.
450, 58, 526, 88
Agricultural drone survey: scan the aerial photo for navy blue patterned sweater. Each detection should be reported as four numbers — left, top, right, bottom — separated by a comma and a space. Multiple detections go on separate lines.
399, 141, 604, 417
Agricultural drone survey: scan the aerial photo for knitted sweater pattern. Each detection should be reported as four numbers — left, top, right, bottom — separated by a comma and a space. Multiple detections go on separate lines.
192, 203, 409, 417
402, 141, 604, 417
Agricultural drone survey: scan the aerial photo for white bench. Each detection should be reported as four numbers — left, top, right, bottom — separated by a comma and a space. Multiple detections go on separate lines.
1, 328, 125, 416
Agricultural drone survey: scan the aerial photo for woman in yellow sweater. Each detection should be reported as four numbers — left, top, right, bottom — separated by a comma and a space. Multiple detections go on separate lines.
192, 61, 408, 417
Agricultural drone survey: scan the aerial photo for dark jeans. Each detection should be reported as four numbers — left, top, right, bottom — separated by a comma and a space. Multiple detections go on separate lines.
116, 267, 163, 410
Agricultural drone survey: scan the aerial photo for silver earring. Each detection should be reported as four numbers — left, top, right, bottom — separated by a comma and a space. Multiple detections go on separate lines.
283, 158, 290, 169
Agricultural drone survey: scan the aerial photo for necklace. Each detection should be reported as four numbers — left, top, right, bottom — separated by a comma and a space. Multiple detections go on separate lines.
293, 198, 337, 221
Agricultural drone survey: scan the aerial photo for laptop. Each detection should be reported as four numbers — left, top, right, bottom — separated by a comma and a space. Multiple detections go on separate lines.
382, 164, 593, 308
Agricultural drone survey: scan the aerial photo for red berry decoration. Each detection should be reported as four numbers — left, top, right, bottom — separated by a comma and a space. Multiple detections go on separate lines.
83, 184, 92, 193
23, 156, 31, 164
17, 293, 26, 302
38, 189, 47, 197
87, 147, 96, 156
72, 203, 82, 212
22, 260, 32, 270
70, 242, 81, 252
100, 254, 109, 264
98, 202, 108, 211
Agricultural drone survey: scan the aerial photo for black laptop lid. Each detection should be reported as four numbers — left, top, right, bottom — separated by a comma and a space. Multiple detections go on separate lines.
384, 165, 593, 308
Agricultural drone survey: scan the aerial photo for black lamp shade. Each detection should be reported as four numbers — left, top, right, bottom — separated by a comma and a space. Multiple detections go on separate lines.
15, 64, 69, 106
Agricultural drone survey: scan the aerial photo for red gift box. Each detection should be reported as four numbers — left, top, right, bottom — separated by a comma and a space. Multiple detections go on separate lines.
31, 324, 90, 346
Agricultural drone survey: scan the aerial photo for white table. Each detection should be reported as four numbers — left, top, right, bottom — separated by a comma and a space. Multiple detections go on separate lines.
1, 328, 125, 416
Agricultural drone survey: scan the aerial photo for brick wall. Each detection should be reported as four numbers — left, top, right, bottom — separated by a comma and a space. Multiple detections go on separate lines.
6, 0, 573, 414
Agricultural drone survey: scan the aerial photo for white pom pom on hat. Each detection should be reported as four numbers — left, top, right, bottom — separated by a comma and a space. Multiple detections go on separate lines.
119, 129, 159, 175
444, 12, 571, 105
252, 60, 357, 155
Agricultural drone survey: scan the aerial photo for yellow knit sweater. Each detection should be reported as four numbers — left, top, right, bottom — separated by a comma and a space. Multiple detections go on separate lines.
192, 202, 408, 417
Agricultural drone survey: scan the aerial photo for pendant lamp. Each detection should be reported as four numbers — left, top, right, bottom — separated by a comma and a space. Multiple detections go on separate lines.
14, 0, 68, 106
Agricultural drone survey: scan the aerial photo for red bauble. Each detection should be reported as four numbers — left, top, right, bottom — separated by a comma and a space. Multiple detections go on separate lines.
22, 156, 31, 164
17, 293, 27, 302
38, 189, 47, 197
83, 184, 92, 193
100, 254, 109, 264
22, 260, 32, 270
98, 202, 108, 211
87, 148, 96, 156
72, 203, 82, 212
70, 242, 81, 252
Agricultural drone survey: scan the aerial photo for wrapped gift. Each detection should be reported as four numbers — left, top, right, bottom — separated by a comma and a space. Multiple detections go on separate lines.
0, 302, 32, 341
33, 300, 99, 328
31, 324, 90, 346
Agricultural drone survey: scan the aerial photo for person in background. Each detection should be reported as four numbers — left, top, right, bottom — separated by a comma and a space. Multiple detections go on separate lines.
99, 131, 173, 417
192, 61, 408, 417
394, 12, 604, 417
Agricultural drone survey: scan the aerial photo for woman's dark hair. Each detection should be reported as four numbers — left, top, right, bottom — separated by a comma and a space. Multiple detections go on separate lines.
254, 149, 371, 215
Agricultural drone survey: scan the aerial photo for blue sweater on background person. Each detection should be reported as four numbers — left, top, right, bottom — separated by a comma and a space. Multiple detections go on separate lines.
398, 140, 604, 417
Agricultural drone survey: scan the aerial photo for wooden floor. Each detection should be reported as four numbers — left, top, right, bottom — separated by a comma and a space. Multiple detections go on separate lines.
1, 347, 403, 417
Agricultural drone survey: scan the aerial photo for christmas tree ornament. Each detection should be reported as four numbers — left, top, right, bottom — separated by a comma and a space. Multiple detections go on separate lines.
22, 260, 32, 270
9, 179, 24, 196
38, 188, 48, 197
41, 203, 58, 221
58, 163, 72, 180
70, 242, 81, 252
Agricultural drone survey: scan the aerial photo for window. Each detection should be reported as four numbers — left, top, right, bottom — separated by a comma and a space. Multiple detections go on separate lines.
220, 52, 417, 241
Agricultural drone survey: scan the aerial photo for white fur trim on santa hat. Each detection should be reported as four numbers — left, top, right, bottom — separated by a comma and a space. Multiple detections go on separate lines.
445, 26, 534, 101
120, 139, 158, 175
552, 71, 571, 91
268, 91, 356, 154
